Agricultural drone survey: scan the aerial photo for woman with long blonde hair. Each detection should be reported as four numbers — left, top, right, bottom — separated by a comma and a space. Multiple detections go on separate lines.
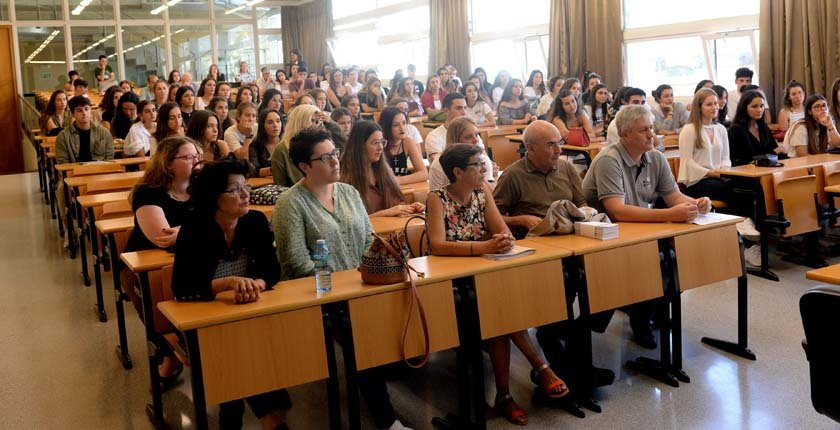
271, 104, 321, 186
677, 88, 732, 205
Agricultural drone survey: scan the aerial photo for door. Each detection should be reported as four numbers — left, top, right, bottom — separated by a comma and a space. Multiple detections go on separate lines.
0, 26, 23, 174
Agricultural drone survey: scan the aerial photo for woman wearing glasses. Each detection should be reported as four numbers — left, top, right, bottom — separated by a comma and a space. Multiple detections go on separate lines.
339, 120, 424, 217
172, 158, 291, 429
124, 136, 201, 392
781, 94, 840, 157
273, 127, 412, 430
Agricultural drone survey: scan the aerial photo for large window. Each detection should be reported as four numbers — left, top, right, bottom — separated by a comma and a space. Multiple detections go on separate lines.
331, 0, 429, 81
171, 26, 212, 79
14, 0, 62, 20
18, 26, 66, 92
0, 0, 8, 21
121, 25, 167, 87
69, 0, 113, 20
468, 0, 549, 82
70, 26, 118, 92
217, 24, 255, 80
622, 0, 760, 96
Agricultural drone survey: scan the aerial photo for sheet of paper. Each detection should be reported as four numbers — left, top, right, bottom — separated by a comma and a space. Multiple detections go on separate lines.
690, 212, 741, 225
481, 245, 536, 261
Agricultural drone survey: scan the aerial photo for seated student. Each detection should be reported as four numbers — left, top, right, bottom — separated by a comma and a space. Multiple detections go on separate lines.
308, 88, 332, 115
428, 143, 569, 426
326, 69, 350, 109
546, 89, 602, 142
428, 117, 496, 191
124, 100, 156, 157
209, 96, 235, 132
175, 85, 196, 128
224, 102, 258, 158
249, 109, 282, 176
580, 71, 602, 104
194, 77, 216, 111
39, 90, 70, 136
695, 79, 714, 94
65, 70, 80, 93
584, 83, 610, 135
215, 81, 234, 109
186, 110, 231, 162
346, 67, 363, 95
559, 78, 583, 99
831, 78, 840, 126
425, 92, 483, 161
339, 120, 424, 216
167, 69, 181, 85
582, 105, 711, 348
259, 88, 284, 115
386, 98, 425, 145
118, 80, 133, 94
341, 93, 362, 122
288, 67, 315, 100
537, 76, 565, 118
777, 81, 807, 131
651, 84, 689, 135
99, 86, 124, 131
677, 88, 732, 204
605, 87, 648, 146
235, 60, 256, 84
207, 63, 225, 83
712, 85, 731, 127
287, 48, 307, 74
124, 136, 199, 391
152, 102, 184, 155
182, 72, 198, 93
727, 67, 754, 116
491, 70, 511, 108
389, 78, 424, 117
172, 158, 290, 429
273, 128, 412, 430
167, 83, 180, 103
139, 73, 158, 102
467, 73, 493, 107
781, 94, 840, 157
462, 82, 496, 126
378, 107, 428, 185
421, 75, 446, 115
524, 69, 548, 101
331, 107, 353, 138
152, 80, 169, 109
728, 89, 780, 166
111, 92, 140, 140
71, 78, 89, 101
271, 104, 329, 186
360, 78, 386, 113
255, 66, 276, 97
497, 79, 534, 125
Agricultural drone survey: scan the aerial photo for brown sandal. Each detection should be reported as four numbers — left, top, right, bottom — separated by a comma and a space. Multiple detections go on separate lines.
494, 394, 528, 426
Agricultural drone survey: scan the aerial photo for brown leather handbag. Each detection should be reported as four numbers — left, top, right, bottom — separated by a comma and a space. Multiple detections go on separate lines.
358, 219, 430, 368
565, 127, 591, 147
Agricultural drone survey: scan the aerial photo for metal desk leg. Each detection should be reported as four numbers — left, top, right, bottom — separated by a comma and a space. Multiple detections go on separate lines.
321, 306, 342, 430
184, 330, 208, 430
88, 207, 107, 322
73, 187, 90, 286
138, 272, 166, 429
108, 233, 132, 369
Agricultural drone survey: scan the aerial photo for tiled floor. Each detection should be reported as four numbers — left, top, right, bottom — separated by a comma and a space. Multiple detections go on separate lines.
1, 172, 837, 429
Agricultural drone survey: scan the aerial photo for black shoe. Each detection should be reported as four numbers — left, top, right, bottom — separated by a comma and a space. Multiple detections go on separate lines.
591, 366, 615, 387
631, 325, 657, 350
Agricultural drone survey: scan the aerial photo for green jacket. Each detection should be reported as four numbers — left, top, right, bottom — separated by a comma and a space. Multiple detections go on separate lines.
55, 123, 115, 164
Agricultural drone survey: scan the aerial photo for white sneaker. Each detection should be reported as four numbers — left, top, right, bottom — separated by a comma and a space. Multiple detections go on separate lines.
388, 420, 413, 430
744, 244, 762, 268
736, 218, 760, 240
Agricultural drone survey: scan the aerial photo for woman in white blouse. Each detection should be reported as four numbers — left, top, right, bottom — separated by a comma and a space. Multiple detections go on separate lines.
124, 100, 157, 156
677, 88, 732, 205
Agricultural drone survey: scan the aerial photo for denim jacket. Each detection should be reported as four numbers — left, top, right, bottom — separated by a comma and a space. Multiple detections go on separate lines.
55, 123, 115, 164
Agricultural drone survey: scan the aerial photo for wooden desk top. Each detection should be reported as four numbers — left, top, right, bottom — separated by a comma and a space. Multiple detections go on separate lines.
64, 171, 144, 187
158, 238, 569, 331
120, 248, 173, 273
506, 134, 523, 143
527, 219, 743, 255
96, 216, 134, 234
825, 185, 840, 194
76, 190, 131, 208
55, 157, 148, 173
483, 124, 526, 136
400, 180, 430, 194
806, 265, 840, 285
249, 177, 273, 188
717, 154, 840, 178
115, 157, 149, 166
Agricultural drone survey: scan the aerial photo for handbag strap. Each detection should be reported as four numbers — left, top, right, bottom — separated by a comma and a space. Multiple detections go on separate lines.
402, 214, 428, 258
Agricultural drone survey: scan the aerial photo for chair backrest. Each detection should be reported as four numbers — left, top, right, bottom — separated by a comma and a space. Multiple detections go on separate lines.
486, 135, 522, 170
85, 176, 141, 195
662, 134, 679, 148
772, 171, 820, 237
101, 200, 132, 219
148, 265, 176, 334
800, 284, 840, 424
69, 163, 125, 177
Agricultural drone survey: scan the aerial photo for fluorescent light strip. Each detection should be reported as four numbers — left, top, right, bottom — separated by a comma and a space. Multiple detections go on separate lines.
225, 0, 262, 15
25, 30, 60, 63
151, 0, 183, 15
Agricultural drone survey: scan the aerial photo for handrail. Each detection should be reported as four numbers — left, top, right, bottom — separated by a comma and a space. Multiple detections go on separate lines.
19, 93, 39, 117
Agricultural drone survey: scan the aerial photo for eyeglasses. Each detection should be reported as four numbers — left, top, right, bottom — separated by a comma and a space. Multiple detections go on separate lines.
224, 184, 252, 195
310, 149, 341, 164
311, 118, 323, 126
463, 158, 486, 169
173, 154, 201, 163
368, 139, 387, 146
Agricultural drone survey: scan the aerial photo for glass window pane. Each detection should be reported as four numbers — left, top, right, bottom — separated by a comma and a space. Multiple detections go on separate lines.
217, 24, 255, 82
330, 31, 377, 69
71, 26, 119, 93
171, 26, 213, 82
710, 34, 757, 89
625, 37, 708, 97
0, 0, 9, 21
121, 25, 167, 88
166, 0, 210, 20
470, 0, 549, 33
18, 26, 66, 92
379, 37, 429, 80
118, 0, 164, 20
14, 0, 62, 20
472, 39, 528, 83
257, 6, 281, 28
624, 0, 759, 29
333, 0, 376, 20
69, 0, 114, 20
214, 0, 252, 19
524, 37, 548, 78
258, 34, 283, 66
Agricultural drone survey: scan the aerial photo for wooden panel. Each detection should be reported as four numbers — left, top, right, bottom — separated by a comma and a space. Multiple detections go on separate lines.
773, 173, 820, 237
487, 135, 521, 170
198, 306, 328, 404
806, 264, 840, 285
674, 225, 742, 291
474, 260, 567, 339
583, 241, 663, 314
348, 281, 459, 371
0, 26, 23, 174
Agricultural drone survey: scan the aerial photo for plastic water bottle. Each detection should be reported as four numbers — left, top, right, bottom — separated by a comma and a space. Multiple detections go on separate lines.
313, 239, 332, 294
